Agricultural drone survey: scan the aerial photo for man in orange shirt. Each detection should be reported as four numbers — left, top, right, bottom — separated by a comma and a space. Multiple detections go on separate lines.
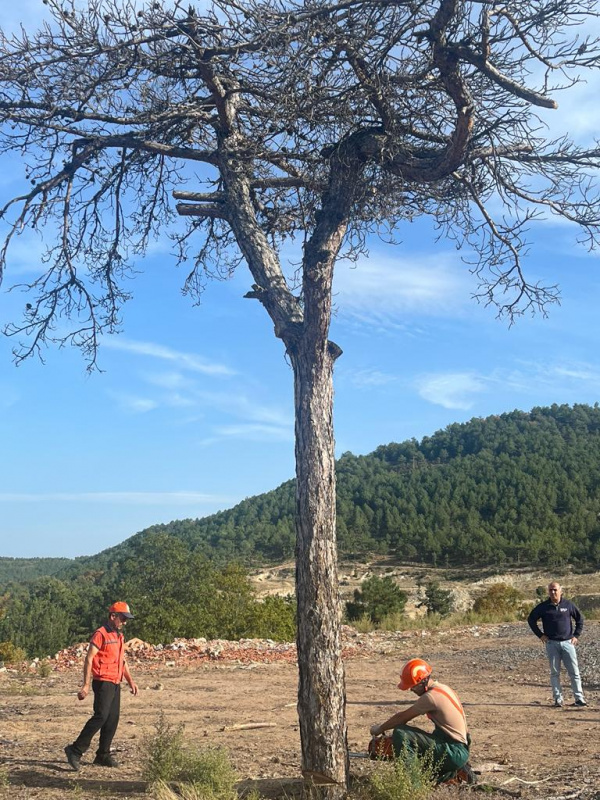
64, 602, 139, 770
370, 658, 473, 784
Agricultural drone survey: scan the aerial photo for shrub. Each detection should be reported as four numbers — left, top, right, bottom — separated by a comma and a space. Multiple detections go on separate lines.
249, 595, 296, 641
0, 641, 26, 665
572, 595, 600, 620
420, 582, 453, 617
142, 712, 187, 785
472, 583, 526, 621
143, 712, 237, 796
346, 576, 408, 624
178, 747, 236, 794
364, 746, 436, 800
37, 659, 52, 678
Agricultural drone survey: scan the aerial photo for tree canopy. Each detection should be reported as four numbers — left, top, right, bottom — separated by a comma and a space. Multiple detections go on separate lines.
1, 0, 600, 360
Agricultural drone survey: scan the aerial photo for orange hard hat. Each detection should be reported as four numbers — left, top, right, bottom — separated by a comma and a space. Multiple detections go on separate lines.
108, 601, 134, 619
397, 658, 432, 691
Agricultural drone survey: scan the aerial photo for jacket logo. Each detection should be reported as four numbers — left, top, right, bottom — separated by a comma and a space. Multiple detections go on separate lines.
559, 607, 568, 612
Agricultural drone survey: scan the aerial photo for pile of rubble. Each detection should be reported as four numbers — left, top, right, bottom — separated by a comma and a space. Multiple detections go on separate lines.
49, 634, 358, 671
39, 623, 512, 672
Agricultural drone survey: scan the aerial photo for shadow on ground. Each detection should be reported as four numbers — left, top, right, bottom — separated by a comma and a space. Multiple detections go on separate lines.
8, 768, 146, 794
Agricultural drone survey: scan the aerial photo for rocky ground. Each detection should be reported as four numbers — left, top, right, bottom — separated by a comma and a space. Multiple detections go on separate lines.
2, 620, 600, 800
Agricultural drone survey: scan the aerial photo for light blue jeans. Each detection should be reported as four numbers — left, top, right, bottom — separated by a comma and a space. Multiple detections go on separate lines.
545, 640, 585, 703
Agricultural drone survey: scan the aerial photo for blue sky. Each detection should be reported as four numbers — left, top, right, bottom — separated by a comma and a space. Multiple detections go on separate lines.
1, 2, 600, 558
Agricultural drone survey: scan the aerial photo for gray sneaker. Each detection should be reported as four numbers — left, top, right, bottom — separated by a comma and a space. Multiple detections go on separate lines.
553, 699, 563, 708
64, 745, 81, 771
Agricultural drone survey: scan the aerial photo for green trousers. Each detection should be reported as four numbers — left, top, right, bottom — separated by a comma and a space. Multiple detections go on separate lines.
392, 725, 469, 783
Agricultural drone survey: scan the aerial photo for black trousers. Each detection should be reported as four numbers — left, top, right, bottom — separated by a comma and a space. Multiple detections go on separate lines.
72, 680, 121, 757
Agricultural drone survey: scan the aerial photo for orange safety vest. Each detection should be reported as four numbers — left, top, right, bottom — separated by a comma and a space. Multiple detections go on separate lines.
90, 624, 125, 684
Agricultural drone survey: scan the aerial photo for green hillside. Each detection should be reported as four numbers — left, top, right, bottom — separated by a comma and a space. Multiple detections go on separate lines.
71, 402, 600, 571
0, 557, 72, 583
3, 402, 600, 657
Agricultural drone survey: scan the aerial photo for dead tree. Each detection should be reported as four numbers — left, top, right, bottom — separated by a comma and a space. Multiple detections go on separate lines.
1, 0, 600, 793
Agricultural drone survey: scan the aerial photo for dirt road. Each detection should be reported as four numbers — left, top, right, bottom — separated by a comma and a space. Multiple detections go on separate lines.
1, 622, 599, 799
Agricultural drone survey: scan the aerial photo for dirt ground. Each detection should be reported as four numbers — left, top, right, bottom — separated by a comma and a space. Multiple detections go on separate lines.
2, 621, 599, 800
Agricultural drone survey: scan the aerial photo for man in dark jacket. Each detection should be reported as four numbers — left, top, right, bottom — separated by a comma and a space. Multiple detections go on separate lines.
528, 581, 586, 708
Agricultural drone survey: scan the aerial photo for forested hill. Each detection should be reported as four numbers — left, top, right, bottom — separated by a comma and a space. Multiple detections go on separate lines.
68, 402, 600, 573
0, 557, 71, 583
3, 402, 600, 658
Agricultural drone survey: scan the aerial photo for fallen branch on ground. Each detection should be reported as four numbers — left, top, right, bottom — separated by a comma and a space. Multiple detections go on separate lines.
221, 722, 277, 731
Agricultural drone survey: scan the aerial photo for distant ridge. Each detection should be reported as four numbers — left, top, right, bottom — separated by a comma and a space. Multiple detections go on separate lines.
4, 402, 600, 658
57, 402, 600, 575
0, 557, 71, 583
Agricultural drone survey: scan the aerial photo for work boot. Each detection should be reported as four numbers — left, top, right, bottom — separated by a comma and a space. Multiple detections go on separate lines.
64, 745, 81, 771
93, 753, 119, 767
455, 762, 477, 784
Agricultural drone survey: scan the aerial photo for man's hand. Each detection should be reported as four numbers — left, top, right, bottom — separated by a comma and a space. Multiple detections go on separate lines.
77, 686, 90, 701
570, 637, 578, 646
541, 635, 549, 643
370, 724, 382, 737
129, 682, 139, 696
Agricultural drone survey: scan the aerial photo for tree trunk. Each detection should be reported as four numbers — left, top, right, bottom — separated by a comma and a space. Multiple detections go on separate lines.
292, 332, 348, 798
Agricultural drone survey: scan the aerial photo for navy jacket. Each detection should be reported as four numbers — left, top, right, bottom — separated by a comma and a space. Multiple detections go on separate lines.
528, 597, 584, 641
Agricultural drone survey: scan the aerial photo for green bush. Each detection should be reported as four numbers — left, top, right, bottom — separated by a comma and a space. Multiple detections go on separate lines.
572, 595, 600, 620
365, 746, 436, 800
472, 583, 524, 618
142, 712, 188, 785
249, 595, 296, 641
143, 712, 237, 795
178, 747, 236, 795
346, 576, 408, 624
420, 582, 453, 616
37, 659, 52, 678
0, 641, 26, 665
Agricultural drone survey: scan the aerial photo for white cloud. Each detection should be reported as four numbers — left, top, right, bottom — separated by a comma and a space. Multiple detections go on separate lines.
416, 359, 600, 411
333, 252, 472, 330
142, 371, 194, 390
345, 368, 399, 389
0, 491, 234, 505
214, 422, 293, 442
107, 391, 158, 413
495, 360, 600, 392
416, 372, 486, 410
190, 389, 292, 427
552, 365, 600, 382
103, 337, 235, 377
109, 367, 291, 432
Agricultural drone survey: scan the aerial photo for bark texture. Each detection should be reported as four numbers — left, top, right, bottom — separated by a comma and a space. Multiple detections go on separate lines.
293, 335, 348, 796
